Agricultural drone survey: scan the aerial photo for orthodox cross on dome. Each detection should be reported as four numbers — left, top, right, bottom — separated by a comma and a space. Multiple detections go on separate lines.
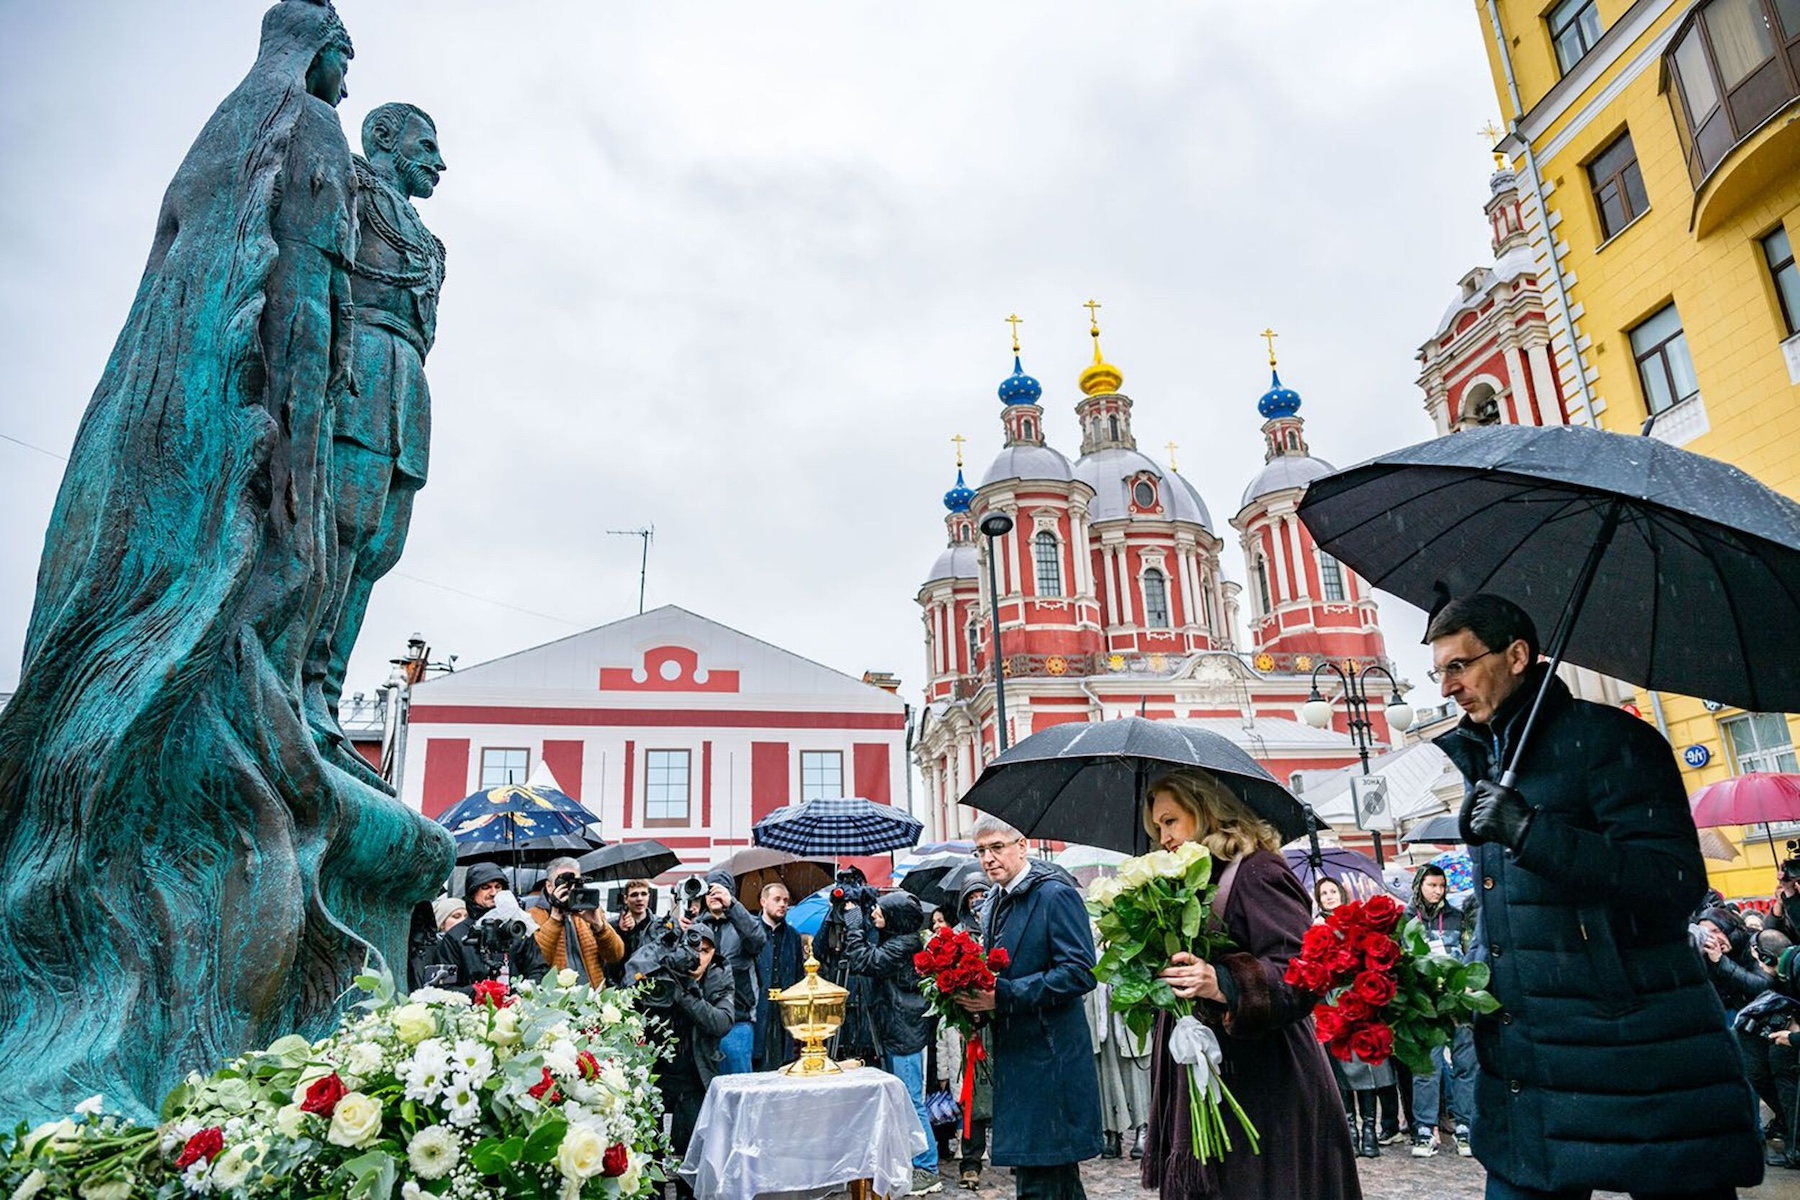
1085, 299, 1103, 348
1166, 441, 1179, 471
1479, 121, 1508, 169
1005, 313, 1023, 354
951, 432, 967, 468
1260, 327, 1279, 367
1078, 298, 1123, 397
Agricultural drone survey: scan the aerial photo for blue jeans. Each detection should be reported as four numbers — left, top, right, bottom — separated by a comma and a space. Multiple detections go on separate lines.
719, 1021, 754, 1075
884, 1049, 939, 1171
1412, 1025, 1477, 1134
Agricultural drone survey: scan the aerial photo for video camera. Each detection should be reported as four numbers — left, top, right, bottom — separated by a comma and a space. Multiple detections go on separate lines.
620, 915, 709, 1008
547, 873, 605, 914
472, 891, 534, 973
828, 868, 879, 915
1780, 842, 1800, 886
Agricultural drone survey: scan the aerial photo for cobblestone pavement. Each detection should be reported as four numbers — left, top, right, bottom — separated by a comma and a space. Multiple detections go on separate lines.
933, 1147, 1800, 1200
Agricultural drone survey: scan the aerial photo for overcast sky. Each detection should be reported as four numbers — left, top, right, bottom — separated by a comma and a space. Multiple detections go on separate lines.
0, 2, 1503, 714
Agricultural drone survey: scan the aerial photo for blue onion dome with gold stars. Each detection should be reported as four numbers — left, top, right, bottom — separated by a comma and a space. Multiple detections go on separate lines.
997, 355, 1043, 406
1258, 369, 1302, 419
942, 468, 976, 513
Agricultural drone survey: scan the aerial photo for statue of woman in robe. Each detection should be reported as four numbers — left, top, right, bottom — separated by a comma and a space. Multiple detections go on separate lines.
0, 0, 453, 1124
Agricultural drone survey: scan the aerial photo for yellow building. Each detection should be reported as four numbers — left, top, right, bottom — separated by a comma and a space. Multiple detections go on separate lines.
1471, 0, 1800, 896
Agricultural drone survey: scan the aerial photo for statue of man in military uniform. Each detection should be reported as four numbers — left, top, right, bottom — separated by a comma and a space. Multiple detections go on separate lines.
305, 101, 446, 782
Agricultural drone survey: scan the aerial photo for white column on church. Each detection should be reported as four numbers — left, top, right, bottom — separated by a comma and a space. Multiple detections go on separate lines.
1116, 543, 1136, 625
1176, 544, 1198, 629
1267, 520, 1292, 605
1284, 516, 1310, 601
1102, 541, 1120, 627
1503, 345, 1532, 424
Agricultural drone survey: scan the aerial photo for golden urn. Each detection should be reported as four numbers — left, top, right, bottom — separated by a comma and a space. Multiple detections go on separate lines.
770, 955, 850, 1075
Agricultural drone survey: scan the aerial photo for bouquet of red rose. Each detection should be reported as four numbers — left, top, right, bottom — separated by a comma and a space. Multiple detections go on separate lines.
914, 927, 1009, 1138
1283, 892, 1498, 1076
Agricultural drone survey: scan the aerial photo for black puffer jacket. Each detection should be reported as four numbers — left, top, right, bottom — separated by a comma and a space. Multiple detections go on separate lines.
1437, 668, 1762, 1194
844, 892, 932, 1056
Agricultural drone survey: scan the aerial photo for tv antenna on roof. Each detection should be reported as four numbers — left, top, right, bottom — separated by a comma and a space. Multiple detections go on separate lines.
607, 525, 654, 614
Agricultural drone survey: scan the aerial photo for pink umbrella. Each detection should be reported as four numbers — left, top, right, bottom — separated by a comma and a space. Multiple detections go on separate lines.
1689, 774, 1800, 861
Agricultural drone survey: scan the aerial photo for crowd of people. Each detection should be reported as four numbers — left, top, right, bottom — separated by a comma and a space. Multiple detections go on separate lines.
395, 593, 1795, 1200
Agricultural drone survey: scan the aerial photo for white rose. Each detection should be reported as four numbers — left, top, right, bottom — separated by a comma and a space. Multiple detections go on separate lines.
1115, 855, 1154, 891
326, 1092, 383, 1149
618, 1148, 644, 1194
488, 1007, 521, 1047
1173, 840, 1208, 867
274, 1104, 310, 1140
1143, 849, 1182, 880
13, 1170, 48, 1200
211, 1146, 253, 1191
391, 1003, 436, 1045
556, 1124, 607, 1180
22, 1119, 78, 1156
1086, 876, 1122, 906
556, 968, 579, 988
401, 1184, 424, 1200
600, 1003, 622, 1026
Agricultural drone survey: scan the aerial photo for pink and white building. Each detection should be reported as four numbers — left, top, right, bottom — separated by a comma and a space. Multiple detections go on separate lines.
398, 606, 909, 880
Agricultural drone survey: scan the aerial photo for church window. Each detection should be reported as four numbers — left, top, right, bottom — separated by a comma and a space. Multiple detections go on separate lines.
1466, 384, 1502, 426
479, 747, 529, 789
1033, 531, 1064, 596
967, 619, 982, 668
1319, 552, 1346, 602
1144, 569, 1170, 629
1255, 555, 1272, 613
644, 749, 691, 822
1285, 429, 1299, 451
1109, 415, 1121, 441
1021, 417, 1036, 441
800, 750, 845, 801
1133, 479, 1157, 509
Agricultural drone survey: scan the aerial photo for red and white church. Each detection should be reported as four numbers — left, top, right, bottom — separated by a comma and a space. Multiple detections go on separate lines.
914, 315, 1402, 842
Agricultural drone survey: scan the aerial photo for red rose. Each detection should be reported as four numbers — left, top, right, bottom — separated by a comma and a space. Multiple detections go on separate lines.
1327, 1033, 1357, 1062
1334, 993, 1373, 1024
913, 950, 934, 973
472, 979, 513, 1009
1361, 936, 1404, 972
1360, 894, 1403, 934
528, 1067, 562, 1104
1330, 899, 1365, 930
985, 948, 1010, 971
601, 1143, 630, 1177
1326, 943, 1362, 979
577, 1051, 600, 1081
1312, 1004, 1341, 1042
937, 975, 956, 994
174, 1127, 225, 1170
1349, 969, 1398, 1009
1348, 1021, 1395, 1066
299, 1073, 347, 1117
1294, 958, 1334, 994
1299, 925, 1340, 961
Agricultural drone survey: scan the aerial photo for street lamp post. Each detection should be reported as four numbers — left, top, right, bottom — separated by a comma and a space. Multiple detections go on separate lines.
979, 512, 1015, 753
1299, 661, 1415, 867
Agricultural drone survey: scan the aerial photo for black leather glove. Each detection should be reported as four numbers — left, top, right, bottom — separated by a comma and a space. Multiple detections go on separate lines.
1466, 781, 1536, 850
1458, 787, 1485, 847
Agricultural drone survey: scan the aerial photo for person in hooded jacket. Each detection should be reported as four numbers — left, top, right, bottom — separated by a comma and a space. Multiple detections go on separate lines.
847, 891, 941, 1194
685, 867, 766, 1075
654, 924, 736, 1200
1698, 906, 1773, 1019
1406, 863, 1476, 1158
431, 862, 550, 992
1431, 593, 1762, 1198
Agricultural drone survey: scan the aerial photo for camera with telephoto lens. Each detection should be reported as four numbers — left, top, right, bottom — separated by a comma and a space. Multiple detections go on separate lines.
1780, 842, 1800, 885
828, 869, 878, 915
548, 873, 604, 914
473, 899, 533, 976
677, 876, 710, 907
620, 915, 708, 1008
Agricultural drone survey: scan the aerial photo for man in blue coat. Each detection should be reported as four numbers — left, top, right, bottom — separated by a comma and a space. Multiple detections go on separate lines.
1430, 593, 1763, 1199
957, 815, 1103, 1200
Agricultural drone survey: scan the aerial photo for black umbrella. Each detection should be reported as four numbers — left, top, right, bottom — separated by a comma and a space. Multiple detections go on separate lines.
958, 717, 1318, 855
1298, 422, 1800, 786
576, 839, 681, 883
899, 854, 986, 911
1401, 813, 1464, 845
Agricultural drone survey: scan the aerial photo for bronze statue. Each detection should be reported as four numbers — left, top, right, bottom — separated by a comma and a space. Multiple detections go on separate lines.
305, 101, 447, 784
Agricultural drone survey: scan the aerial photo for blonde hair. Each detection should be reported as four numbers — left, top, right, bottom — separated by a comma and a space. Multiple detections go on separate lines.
1143, 769, 1282, 861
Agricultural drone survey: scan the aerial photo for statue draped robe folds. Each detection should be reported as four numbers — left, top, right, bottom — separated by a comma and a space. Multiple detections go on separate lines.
0, 0, 452, 1123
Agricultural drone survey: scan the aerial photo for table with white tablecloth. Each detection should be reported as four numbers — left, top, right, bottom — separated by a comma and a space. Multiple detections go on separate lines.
678, 1067, 927, 1200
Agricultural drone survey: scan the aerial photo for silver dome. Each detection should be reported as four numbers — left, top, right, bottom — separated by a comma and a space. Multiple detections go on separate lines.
979, 443, 1076, 486
924, 544, 979, 584
1073, 447, 1214, 531
1239, 454, 1336, 510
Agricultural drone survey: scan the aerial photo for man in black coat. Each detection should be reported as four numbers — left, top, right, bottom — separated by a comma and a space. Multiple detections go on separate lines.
752, 881, 807, 1071
1429, 593, 1762, 1199
654, 925, 735, 1200
687, 868, 767, 1075
956, 816, 1102, 1200
431, 862, 550, 992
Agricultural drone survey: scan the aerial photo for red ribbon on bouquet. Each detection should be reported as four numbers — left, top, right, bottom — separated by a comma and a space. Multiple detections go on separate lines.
960, 1033, 986, 1140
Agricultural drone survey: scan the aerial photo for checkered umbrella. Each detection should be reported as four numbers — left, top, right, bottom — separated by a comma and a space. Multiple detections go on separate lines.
751, 797, 923, 856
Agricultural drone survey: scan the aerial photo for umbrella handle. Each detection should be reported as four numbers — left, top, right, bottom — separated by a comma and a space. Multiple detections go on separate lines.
1499, 499, 1624, 790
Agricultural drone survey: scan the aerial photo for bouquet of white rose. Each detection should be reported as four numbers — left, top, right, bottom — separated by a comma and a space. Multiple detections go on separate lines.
1086, 842, 1259, 1165
1, 971, 667, 1200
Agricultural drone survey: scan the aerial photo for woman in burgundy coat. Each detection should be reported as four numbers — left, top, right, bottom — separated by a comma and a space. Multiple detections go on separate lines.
1138, 769, 1362, 1200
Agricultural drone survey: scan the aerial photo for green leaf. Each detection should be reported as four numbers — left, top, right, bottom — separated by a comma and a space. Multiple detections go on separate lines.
1462, 962, 1491, 991
521, 1117, 568, 1164
1124, 1006, 1155, 1042
1146, 980, 1178, 1011
1112, 977, 1152, 1008
343, 1150, 398, 1200
470, 1137, 511, 1175
1181, 896, 1202, 940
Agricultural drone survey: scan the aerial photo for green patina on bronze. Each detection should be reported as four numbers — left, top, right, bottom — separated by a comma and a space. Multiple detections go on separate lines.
0, 0, 453, 1123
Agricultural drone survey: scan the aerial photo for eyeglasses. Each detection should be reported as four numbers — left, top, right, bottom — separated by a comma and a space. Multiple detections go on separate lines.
1426, 649, 1499, 684
972, 838, 1024, 859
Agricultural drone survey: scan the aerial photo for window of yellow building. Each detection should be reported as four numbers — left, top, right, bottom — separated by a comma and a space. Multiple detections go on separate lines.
1588, 131, 1650, 240
1667, 0, 1800, 184
1765, 226, 1800, 337
1549, 0, 1604, 74
1629, 305, 1702, 414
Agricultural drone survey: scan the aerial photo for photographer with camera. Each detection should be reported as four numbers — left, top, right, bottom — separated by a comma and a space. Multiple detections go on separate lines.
606, 878, 656, 986
431, 862, 550, 993
844, 890, 941, 1195
679, 869, 766, 1076
814, 865, 883, 1066
529, 856, 625, 986
1733, 931, 1800, 1168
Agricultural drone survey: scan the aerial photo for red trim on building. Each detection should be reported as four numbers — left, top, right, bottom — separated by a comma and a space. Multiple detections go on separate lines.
541, 739, 584, 799
411, 705, 904, 730
751, 742, 789, 822
701, 741, 713, 828
622, 740, 636, 828
852, 743, 891, 804
599, 645, 741, 693
422, 739, 470, 819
